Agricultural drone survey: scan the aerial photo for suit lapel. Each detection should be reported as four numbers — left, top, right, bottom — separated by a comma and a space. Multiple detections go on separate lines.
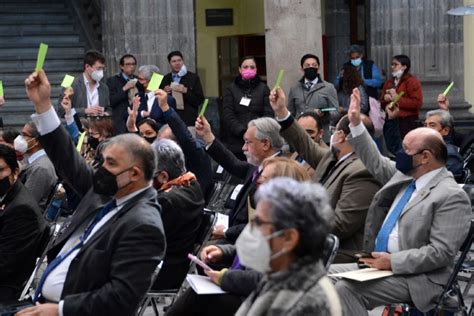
323, 154, 356, 187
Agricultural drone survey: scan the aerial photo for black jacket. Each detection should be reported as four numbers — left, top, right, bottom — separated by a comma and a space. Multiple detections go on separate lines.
106, 73, 138, 134
160, 71, 204, 126
153, 180, 204, 290
222, 75, 273, 154
39, 125, 166, 316
0, 181, 47, 302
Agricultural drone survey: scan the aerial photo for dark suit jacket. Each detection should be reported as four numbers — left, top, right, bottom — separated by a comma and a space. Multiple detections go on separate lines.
206, 139, 257, 243
0, 181, 47, 302
57, 74, 111, 118
106, 73, 135, 134
280, 116, 381, 256
39, 125, 166, 316
153, 180, 204, 290
160, 71, 204, 126
136, 92, 176, 124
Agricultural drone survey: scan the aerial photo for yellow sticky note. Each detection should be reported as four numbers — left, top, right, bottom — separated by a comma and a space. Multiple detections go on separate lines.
147, 73, 164, 92
0, 81, 3, 97
35, 43, 48, 71
61, 74, 75, 88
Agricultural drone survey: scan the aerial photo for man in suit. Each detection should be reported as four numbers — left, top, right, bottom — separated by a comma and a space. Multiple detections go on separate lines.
57, 50, 111, 118
0, 144, 47, 302
17, 121, 57, 210
161, 51, 205, 126
106, 54, 140, 134
328, 88, 471, 314
269, 89, 381, 260
151, 138, 204, 290
195, 116, 284, 244
19, 70, 166, 316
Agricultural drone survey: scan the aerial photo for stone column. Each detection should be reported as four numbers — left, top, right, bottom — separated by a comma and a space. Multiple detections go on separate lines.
101, 0, 196, 76
264, 0, 324, 93
370, 0, 472, 123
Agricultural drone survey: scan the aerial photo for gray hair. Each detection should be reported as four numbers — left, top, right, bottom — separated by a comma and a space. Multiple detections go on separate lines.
255, 177, 334, 259
346, 44, 363, 55
425, 109, 454, 131
152, 138, 186, 180
138, 64, 160, 81
105, 133, 156, 181
248, 117, 284, 150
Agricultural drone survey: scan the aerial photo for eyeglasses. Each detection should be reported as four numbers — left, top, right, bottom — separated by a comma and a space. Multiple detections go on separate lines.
124, 63, 136, 66
250, 216, 273, 229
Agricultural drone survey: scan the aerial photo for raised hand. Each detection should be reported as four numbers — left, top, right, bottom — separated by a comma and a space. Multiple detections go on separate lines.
0, 96, 5, 107
269, 87, 289, 119
126, 95, 140, 132
60, 95, 72, 116
437, 94, 450, 111
195, 115, 215, 145
385, 103, 399, 120
348, 87, 361, 126
154, 89, 169, 112
25, 70, 52, 113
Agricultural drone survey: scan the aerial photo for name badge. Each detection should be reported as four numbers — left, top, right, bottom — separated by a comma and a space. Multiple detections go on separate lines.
240, 97, 251, 106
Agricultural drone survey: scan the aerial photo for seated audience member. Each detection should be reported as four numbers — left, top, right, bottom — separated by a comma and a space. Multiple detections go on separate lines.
136, 65, 176, 123
137, 118, 159, 144
86, 115, 115, 166
151, 139, 204, 290
437, 94, 467, 149
17, 70, 166, 316
328, 88, 471, 315
0, 128, 20, 147
0, 144, 47, 302
166, 158, 311, 316
127, 92, 213, 199
16, 122, 58, 210
195, 115, 284, 243
235, 177, 341, 316
269, 88, 381, 261
297, 111, 327, 148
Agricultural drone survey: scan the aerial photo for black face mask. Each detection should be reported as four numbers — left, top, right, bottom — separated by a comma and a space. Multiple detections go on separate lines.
92, 165, 133, 196
304, 67, 319, 81
395, 148, 423, 175
0, 176, 11, 196
88, 136, 100, 150
143, 136, 157, 144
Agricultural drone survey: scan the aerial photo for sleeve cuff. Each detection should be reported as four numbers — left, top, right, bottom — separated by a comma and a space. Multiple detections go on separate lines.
349, 122, 366, 137
65, 108, 76, 125
59, 300, 64, 316
162, 107, 175, 119
276, 112, 291, 122
31, 106, 61, 136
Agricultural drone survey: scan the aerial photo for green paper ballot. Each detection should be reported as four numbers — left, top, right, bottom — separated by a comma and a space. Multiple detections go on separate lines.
147, 73, 164, 92
392, 91, 405, 104
61, 75, 75, 88
199, 99, 209, 117
35, 43, 48, 71
442, 81, 454, 96
0, 81, 3, 98
274, 69, 285, 89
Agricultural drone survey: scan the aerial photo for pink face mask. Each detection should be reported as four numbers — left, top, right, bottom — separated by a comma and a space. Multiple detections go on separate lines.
241, 68, 257, 80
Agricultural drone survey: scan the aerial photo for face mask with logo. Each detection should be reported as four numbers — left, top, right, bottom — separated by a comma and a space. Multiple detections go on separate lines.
351, 58, 362, 67
92, 165, 134, 196
395, 148, 422, 175
304, 67, 318, 81
0, 175, 12, 197
91, 69, 104, 82
241, 68, 257, 80
14, 136, 29, 154
235, 223, 286, 273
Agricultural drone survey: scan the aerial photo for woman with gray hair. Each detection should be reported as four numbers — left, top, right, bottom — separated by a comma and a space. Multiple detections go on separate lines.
235, 177, 341, 316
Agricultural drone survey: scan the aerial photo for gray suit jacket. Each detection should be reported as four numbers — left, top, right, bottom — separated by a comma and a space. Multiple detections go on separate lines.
19, 153, 58, 210
348, 125, 471, 311
280, 116, 381, 255
57, 73, 111, 118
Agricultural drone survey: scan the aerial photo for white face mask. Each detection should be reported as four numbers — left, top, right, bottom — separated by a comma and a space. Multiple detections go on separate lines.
14, 135, 28, 154
177, 64, 187, 77
392, 69, 404, 78
329, 133, 342, 156
235, 223, 285, 273
91, 69, 104, 82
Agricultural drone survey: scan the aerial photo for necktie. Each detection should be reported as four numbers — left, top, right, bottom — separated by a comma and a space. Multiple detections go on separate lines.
374, 181, 416, 252
305, 81, 313, 91
320, 160, 338, 185
33, 200, 117, 302
251, 169, 259, 183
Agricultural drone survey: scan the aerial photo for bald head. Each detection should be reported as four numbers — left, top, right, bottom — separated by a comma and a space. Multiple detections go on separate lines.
404, 127, 447, 165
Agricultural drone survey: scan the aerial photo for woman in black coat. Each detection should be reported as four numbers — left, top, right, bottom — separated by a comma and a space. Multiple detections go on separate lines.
222, 56, 273, 160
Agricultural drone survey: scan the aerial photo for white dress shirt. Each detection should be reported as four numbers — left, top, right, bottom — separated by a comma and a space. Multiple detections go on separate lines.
83, 73, 100, 107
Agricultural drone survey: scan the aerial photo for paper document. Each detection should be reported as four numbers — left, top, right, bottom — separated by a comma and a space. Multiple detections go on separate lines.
186, 274, 227, 295
216, 213, 229, 229
329, 268, 394, 282
172, 89, 184, 110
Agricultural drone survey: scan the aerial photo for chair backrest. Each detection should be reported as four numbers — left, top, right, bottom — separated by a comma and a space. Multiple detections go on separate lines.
322, 234, 339, 270
193, 209, 217, 256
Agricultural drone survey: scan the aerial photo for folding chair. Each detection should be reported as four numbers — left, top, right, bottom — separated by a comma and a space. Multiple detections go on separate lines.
323, 234, 339, 270
136, 209, 217, 316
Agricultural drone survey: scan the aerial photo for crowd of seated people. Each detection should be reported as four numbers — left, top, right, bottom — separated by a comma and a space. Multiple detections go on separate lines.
0, 46, 470, 316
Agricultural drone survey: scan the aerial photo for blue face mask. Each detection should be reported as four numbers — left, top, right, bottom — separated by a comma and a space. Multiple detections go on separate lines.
351, 58, 362, 67
395, 149, 423, 175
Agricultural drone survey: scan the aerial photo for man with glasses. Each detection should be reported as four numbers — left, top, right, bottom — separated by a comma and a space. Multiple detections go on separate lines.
58, 50, 111, 118
107, 54, 140, 134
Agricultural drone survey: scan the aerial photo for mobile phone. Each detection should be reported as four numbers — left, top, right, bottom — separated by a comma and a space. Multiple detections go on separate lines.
353, 251, 374, 259
188, 253, 214, 271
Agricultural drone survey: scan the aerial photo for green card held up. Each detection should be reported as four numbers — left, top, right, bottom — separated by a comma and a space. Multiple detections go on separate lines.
147, 73, 164, 92
0, 81, 3, 98
274, 69, 285, 89
35, 43, 48, 72
61, 74, 75, 88
199, 99, 209, 117
442, 81, 454, 96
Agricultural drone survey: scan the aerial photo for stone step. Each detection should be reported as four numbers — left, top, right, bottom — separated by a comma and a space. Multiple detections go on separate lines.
0, 24, 75, 34
2, 86, 63, 100
0, 35, 81, 44
0, 72, 82, 87
0, 4, 66, 12
0, 41, 85, 49
0, 46, 84, 59
0, 60, 83, 73
0, 13, 70, 24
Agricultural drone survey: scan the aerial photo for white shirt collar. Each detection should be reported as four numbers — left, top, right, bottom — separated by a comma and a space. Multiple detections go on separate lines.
115, 184, 152, 207
414, 167, 443, 192
27, 149, 47, 164
338, 151, 353, 162
258, 151, 281, 172
304, 77, 319, 86
83, 73, 100, 89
